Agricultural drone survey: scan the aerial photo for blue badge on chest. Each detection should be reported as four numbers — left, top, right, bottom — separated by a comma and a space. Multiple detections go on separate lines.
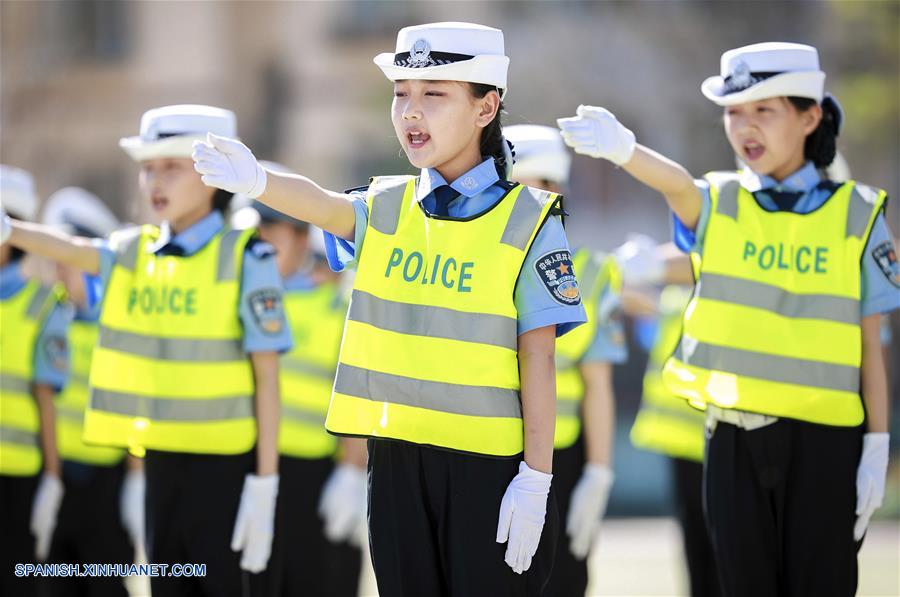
872, 241, 900, 288
535, 250, 581, 306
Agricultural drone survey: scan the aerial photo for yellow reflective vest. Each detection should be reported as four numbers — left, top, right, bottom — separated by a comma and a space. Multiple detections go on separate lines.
325, 176, 560, 456
56, 317, 126, 466
554, 249, 621, 449
279, 281, 346, 459
0, 281, 62, 476
83, 225, 258, 454
631, 285, 705, 462
663, 172, 886, 426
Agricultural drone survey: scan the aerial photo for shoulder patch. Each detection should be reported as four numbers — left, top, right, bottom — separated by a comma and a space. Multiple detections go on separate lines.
246, 237, 276, 259
247, 288, 285, 335
43, 335, 69, 372
871, 240, 900, 288
534, 250, 581, 306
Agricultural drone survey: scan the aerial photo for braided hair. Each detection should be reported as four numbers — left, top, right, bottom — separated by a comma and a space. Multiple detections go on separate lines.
788, 93, 843, 169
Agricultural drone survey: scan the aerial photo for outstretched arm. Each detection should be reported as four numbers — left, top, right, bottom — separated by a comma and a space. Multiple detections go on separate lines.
192, 134, 357, 241
5, 217, 101, 275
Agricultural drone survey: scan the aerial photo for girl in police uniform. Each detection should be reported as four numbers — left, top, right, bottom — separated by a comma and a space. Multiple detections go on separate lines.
3, 105, 292, 597
0, 166, 67, 597
558, 43, 897, 596
504, 124, 627, 597
193, 22, 587, 596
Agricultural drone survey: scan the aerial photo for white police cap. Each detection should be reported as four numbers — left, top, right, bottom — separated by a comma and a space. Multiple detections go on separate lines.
505, 124, 572, 185
0, 165, 39, 221
120, 104, 237, 162
42, 187, 120, 238
701, 42, 825, 106
374, 22, 509, 96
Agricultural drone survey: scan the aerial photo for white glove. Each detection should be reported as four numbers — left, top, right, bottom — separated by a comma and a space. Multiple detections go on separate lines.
496, 461, 552, 574
854, 433, 889, 541
557, 105, 636, 166
1, 208, 11, 245
231, 474, 279, 573
192, 133, 268, 198
614, 234, 664, 286
318, 463, 368, 548
566, 464, 614, 560
120, 469, 145, 549
30, 473, 65, 560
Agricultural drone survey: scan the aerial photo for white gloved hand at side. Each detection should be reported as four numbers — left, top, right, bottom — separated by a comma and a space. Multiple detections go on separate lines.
566, 464, 614, 560
557, 105, 636, 166
1, 208, 11, 245
854, 433, 889, 541
496, 461, 553, 574
192, 133, 268, 198
231, 474, 279, 573
318, 463, 368, 548
30, 473, 65, 561
120, 469, 145, 549
614, 234, 664, 286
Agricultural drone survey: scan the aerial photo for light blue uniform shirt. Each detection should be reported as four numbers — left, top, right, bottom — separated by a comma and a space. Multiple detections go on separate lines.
582, 285, 629, 364
92, 211, 293, 353
673, 162, 900, 317
323, 158, 587, 336
0, 261, 71, 388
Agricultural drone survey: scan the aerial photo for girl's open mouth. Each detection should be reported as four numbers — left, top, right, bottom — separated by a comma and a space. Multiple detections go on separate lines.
743, 141, 765, 161
408, 131, 431, 149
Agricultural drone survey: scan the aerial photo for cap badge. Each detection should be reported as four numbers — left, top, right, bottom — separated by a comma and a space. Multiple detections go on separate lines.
729, 61, 753, 91
408, 39, 432, 67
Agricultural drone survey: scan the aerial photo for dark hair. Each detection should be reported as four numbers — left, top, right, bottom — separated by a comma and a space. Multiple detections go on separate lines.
9, 247, 25, 262
212, 188, 234, 213
468, 83, 508, 179
787, 94, 842, 169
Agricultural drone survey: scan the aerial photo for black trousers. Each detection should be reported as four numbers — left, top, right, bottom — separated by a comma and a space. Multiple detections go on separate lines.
45, 461, 134, 597
145, 449, 254, 597
672, 457, 720, 597
704, 419, 863, 597
367, 439, 559, 597
0, 473, 39, 597
252, 455, 362, 597
544, 436, 588, 597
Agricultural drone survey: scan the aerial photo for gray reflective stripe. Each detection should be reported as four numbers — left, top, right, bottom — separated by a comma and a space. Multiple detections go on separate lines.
90, 389, 254, 421
217, 229, 244, 282
281, 404, 326, 427
25, 286, 52, 319
115, 230, 143, 271
675, 339, 859, 393
98, 328, 245, 362
0, 425, 38, 447
369, 180, 407, 235
0, 373, 31, 394
556, 399, 580, 417
500, 187, 549, 250
698, 272, 859, 325
55, 404, 85, 422
348, 290, 518, 351
714, 179, 740, 220
334, 363, 522, 419
846, 184, 879, 239
281, 358, 335, 380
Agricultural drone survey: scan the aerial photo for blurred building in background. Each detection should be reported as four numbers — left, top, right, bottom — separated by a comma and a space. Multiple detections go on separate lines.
2, 0, 898, 515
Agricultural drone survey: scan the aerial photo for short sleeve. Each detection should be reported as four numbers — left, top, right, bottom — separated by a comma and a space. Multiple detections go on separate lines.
33, 302, 72, 390
323, 194, 369, 273
582, 316, 628, 364
238, 242, 293, 353
85, 238, 118, 312
860, 213, 900, 317
515, 215, 587, 337
672, 180, 712, 255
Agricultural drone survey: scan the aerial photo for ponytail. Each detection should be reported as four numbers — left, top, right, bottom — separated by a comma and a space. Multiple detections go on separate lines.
788, 93, 843, 169
469, 83, 510, 179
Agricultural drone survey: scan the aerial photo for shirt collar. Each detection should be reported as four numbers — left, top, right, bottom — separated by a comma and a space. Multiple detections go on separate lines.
147, 210, 225, 255
416, 158, 500, 203
0, 260, 27, 298
740, 161, 821, 193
